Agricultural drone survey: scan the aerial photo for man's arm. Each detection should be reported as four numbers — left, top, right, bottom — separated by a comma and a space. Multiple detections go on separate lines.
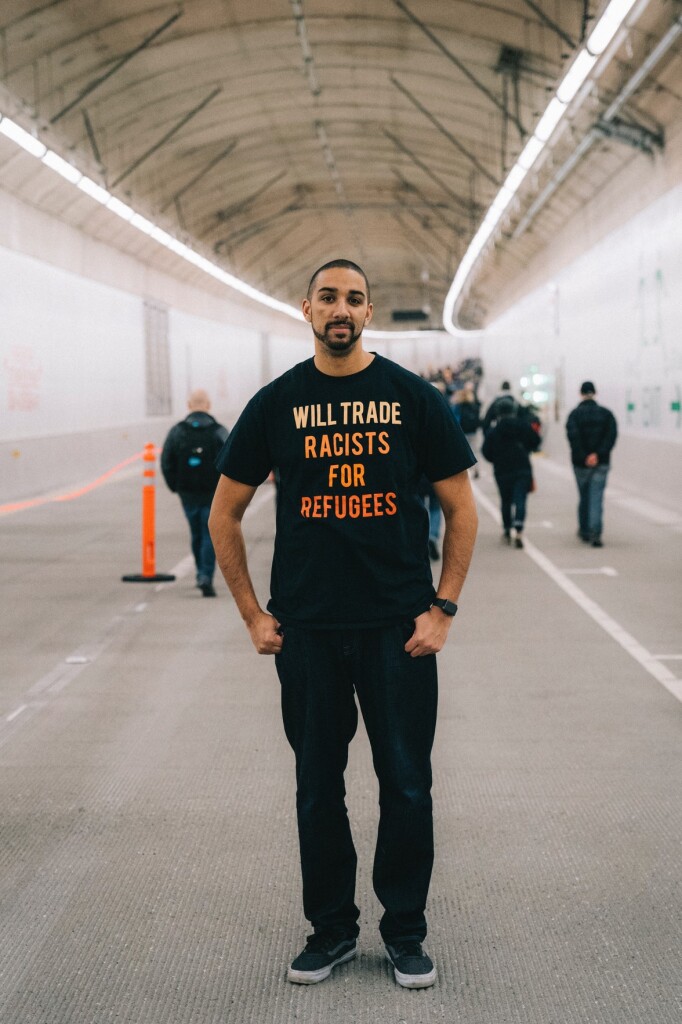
405, 469, 478, 658
208, 475, 283, 655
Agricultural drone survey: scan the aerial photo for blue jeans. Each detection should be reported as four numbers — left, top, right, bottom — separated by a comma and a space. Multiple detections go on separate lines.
494, 469, 532, 531
180, 499, 216, 584
275, 624, 438, 943
574, 465, 609, 538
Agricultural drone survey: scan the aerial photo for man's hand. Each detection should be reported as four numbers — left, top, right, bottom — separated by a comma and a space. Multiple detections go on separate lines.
585, 452, 599, 467
247, 611, 283, 655
404, 609, 453, 658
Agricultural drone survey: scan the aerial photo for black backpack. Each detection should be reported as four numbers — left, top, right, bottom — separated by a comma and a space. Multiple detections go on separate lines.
174, 419, 222, 494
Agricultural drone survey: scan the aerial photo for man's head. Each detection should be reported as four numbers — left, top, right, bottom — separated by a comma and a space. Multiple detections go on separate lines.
303, 260, 373, 357
501, 381, 512, 391
580, 381, 596, 397
188, 388, 211, 412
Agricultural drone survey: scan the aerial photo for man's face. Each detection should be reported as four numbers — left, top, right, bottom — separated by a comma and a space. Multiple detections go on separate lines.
302, 268, 373, 356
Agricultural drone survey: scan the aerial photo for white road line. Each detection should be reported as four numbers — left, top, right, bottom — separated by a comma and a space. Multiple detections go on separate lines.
564, 567, 618, 577
473, 483, 682, 704
6, 705, 27, 722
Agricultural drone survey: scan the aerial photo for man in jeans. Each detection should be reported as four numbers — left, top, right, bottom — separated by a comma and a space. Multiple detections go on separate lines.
209, 260, 477, 988
161, 389, 229, 596
566, 381, 618, 547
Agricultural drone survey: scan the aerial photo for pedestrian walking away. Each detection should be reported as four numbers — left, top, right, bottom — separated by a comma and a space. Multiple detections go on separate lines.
482, 380, 518, 437
565, 381, 618, 547
161, 389, 229, 596
481, 398, 541, 547
209, 260, 478, 989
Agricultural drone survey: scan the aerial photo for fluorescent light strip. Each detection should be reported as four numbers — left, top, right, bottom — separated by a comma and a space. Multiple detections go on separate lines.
443, 0, 641, 335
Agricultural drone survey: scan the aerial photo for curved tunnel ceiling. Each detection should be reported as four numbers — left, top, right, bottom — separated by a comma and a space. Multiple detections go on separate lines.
0, 1, 679, 330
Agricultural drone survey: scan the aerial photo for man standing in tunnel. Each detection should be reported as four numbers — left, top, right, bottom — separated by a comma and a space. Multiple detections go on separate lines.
566, 381, 618, 547
209, 260, 478, 989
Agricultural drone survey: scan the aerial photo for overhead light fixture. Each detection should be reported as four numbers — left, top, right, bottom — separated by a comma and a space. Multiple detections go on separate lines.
534, 97, 567, 142
588, 0, 639, 55
42, 149, 82, 184
557, 50, 599, 103
0, 115, 46, 158
78, 176, 111, 204
443, 0, 644, 335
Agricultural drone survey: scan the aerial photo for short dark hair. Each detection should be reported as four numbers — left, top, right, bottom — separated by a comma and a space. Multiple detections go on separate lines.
580, 381, 596, 395
307, 259, 370, 301
501, 380, 511, 391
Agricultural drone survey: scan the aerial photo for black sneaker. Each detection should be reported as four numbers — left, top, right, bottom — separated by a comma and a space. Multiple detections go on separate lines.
385, 940, 437, 989
287, 932, 357, 984
199, 582, 216, 597
591, 536, 603, 548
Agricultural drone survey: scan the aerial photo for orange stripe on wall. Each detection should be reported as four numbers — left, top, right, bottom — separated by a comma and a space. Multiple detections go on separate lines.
0, 449, 155, 516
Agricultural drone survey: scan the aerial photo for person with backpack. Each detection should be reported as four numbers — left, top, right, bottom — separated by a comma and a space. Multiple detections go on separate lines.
481, 397, 541, 548
481, 380, 519, 437
161, 389, 229, 596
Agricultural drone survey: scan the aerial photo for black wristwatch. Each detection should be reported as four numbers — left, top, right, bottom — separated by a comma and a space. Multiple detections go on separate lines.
432, 598, 458, 617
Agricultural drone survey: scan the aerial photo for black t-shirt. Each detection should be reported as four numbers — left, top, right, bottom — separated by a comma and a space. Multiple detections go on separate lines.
216, 354, 476, 627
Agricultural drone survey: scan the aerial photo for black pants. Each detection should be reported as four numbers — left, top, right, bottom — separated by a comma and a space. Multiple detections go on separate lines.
275, 624, 438, 943
494, 468, 532, 531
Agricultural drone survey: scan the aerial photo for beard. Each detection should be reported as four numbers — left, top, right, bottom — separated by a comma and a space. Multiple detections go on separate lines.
312, 319, 363, 355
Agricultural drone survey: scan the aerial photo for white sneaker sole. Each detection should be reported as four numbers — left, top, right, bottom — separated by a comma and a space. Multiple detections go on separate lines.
387, 952, 437, 989
287, 946, 356, 984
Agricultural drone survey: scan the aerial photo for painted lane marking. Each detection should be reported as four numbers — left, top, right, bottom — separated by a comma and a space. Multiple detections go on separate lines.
0, 483, 277, 747
473, 483, 682, 704
564, 567, 619, 577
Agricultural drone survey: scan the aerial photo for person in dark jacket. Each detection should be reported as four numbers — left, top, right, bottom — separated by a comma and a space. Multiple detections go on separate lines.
482, 380, 519, 437
482, 398, 541, 548
565, 381, 617, 547
161, 389, 229, 596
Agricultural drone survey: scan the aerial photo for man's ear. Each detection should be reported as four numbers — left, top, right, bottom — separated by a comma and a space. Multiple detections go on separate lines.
364, 303, 373, 325
302, 298, 312, 322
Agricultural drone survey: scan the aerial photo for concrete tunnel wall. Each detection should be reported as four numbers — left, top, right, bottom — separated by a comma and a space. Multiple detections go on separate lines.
0, 179, 680, 508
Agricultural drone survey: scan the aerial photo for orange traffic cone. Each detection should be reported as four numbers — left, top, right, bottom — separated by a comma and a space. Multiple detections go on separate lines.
122, 443, 176, 583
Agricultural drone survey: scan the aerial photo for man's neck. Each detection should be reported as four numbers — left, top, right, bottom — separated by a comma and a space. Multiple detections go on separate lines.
313, 343, 375, 378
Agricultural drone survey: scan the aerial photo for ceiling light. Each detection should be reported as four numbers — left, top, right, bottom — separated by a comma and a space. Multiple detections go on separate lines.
504, 164, 528, 193
517, 136, 544, 170
106, 196, 134, 221
78, 177, 111, 204
588, 0, 638, 55
0, 116, 46, 158
130, 213, 156, 235
42, 149, 82, 184
534, 97, 567, 142
557, 49, 598, 103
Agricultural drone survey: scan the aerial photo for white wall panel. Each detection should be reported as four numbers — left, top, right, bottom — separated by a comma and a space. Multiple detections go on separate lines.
1, 247, 144, 440
168, 310, 263, 425
478, 184, 682, 444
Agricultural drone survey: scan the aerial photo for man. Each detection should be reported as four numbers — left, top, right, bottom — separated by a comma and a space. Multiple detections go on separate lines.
209, 260, 477, 989
161, 388, 229, 596
566, 381, 618, 547
482, 380, 518, 437
481, 397, 540, 548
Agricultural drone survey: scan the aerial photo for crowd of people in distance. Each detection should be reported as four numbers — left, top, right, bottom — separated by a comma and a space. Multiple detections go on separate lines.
419, 362, 543, 552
